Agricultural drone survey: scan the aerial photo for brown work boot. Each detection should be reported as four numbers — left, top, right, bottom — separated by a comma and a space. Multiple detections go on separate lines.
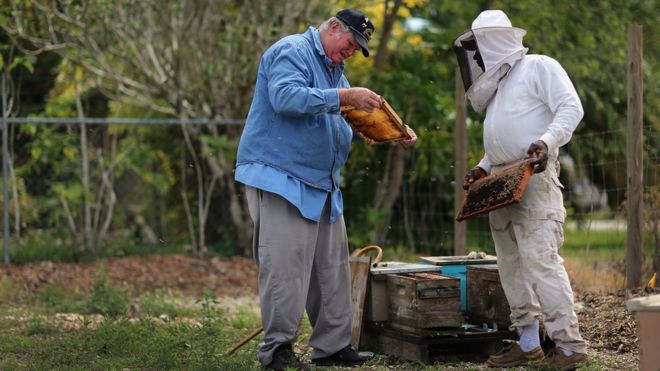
545, 348, 588, 371
486, 342, 544, 367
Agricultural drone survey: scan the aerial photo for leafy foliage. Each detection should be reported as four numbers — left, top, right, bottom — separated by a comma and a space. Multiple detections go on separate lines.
0, 0, 657, 258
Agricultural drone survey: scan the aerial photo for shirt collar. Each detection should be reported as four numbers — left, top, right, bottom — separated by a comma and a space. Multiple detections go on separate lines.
307, 27, 344, 69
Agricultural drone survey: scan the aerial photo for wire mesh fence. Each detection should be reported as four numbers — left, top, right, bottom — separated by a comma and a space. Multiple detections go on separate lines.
1, 117, 658, 262
372, 125, 659, 256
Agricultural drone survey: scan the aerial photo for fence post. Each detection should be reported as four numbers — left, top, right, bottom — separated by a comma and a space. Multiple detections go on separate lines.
1, 73, 9, 264
454, 68, 467, 256
626, 25, 643, 288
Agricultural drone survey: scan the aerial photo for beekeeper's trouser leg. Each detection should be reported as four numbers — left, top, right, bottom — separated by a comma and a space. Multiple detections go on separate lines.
489, 162, 587, 354
245, 186, 352, 366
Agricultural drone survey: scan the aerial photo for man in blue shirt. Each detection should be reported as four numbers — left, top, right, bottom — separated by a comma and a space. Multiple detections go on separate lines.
235, 8, 417, 371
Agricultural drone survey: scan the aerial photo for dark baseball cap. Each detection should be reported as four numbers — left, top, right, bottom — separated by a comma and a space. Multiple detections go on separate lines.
335, 9, 374, 57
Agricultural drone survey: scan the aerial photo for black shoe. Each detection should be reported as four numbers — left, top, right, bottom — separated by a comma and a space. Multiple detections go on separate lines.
311, 345, 374, 367
264, 344, 310, 371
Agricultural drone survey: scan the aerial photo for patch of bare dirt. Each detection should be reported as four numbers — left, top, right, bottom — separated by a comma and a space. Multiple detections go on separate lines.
0, 254, 259, 297
576, 289, 654, 354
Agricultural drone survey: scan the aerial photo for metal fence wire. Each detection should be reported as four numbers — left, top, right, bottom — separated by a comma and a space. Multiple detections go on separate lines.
2, 101, 660, 263
2, 113, 244, 264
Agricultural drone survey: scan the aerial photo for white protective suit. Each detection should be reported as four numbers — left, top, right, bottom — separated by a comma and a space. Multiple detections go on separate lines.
456, 10, 588, 354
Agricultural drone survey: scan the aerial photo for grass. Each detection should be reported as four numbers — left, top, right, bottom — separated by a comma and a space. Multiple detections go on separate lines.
0, 223, 646, 370
561, 228, 627, 291
0, 286, 264, 370
563, 227, 626, 256
0, 257, 636, 370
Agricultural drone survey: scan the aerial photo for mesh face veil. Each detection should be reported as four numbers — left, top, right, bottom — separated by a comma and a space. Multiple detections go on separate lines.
452, 10, 528, 111
453, 32, 484, 92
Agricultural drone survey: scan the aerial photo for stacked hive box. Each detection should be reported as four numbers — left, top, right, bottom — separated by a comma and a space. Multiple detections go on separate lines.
364, 262, 443, 323
387, 272, 463, 332
466, 264, 511, 328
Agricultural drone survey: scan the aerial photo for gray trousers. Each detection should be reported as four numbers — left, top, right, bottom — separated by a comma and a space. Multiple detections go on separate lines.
245, 186, 352, 366
489, 161, 587, 354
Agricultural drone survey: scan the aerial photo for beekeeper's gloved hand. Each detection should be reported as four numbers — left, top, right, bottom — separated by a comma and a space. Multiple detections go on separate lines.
463, 166, 487, 190
527, 140, 549, 173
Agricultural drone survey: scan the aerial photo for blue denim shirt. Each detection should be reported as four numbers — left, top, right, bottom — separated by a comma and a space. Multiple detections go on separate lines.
235, 27, 354, 223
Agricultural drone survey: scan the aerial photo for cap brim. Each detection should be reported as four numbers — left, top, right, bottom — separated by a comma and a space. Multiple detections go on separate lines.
352, 30, 370, 57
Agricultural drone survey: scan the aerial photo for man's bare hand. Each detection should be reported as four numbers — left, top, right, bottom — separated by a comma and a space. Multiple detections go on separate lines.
398, 125, 418, 148
463, 166, 487, 190
527, 140, 549, 173
340, 87, 381, 112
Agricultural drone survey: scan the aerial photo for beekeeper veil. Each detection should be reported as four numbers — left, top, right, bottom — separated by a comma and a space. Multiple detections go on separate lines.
453, 10, 528, 112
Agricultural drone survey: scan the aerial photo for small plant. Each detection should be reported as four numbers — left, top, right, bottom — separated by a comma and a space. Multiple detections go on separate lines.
23, 317, 57, 336
139, 289, 188, 319
85, 264, 130, 318
195, 291, 220, 320
0, 277, 15, 302
39, 286, 78, 313
195, 291, 225, 340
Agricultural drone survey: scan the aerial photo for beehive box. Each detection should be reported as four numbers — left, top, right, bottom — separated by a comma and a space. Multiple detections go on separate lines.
419, 255, 498, 313
466, 265, 511, 328
387, 272, 463, 330
365, 262, 442, 323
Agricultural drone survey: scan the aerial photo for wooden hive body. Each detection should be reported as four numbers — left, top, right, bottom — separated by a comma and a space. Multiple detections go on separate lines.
387, 272, 463, 331
466, 265, 511, 328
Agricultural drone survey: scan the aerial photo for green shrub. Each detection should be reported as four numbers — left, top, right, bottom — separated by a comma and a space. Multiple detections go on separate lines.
8, 230, 190, 265
85, 264, 130, 318
9, 230, 79, 264
39, 286, 79, 313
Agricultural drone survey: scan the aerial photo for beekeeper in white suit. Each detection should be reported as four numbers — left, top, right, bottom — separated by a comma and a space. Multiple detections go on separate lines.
453, 10, 588, 370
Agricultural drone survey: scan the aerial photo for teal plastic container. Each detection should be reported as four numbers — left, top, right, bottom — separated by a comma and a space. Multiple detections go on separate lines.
438, 264, 468, 313
418, 256, 498, 314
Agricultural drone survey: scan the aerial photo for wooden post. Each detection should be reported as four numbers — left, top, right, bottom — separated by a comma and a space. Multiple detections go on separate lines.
626, 25, 643, 289
1, 73, 9, 264
454, 68, 467, 256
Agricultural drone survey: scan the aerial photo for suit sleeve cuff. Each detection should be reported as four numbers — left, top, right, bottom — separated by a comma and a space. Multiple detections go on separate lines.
540, 132, 558, 153
476, 159, 491, 175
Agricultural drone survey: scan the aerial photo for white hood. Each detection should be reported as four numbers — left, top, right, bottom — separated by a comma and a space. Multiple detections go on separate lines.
453, 10, 528, 111
471, 10, 527, 75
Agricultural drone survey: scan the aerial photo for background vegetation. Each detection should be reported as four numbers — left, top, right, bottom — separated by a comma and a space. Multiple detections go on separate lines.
0, 2, 656, 369
0, 0, 657, 265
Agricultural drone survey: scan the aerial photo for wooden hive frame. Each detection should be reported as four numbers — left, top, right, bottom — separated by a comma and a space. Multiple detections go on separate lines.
455, 160, 534, 222
341, 97, 412, 144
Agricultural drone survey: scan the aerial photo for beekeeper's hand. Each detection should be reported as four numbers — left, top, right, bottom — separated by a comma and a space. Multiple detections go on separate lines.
463, 166, 487, 190
527, 140, 549, 173
339, 87, 381, 112
398, 125, 417, 148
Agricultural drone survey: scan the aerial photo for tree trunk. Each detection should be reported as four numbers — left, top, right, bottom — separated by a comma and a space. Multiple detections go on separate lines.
198, 129, 252, 257
368, 0, 408, 246
75, 82, 94, 255
371, 145, 406, 244
374, 0, 401, 70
